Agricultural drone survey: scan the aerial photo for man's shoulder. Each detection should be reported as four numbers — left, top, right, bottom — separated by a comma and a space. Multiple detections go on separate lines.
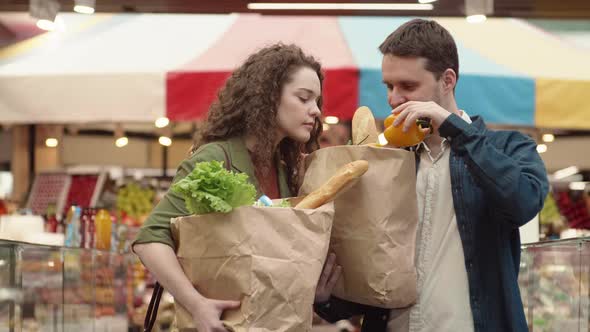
485, 127, 537, 153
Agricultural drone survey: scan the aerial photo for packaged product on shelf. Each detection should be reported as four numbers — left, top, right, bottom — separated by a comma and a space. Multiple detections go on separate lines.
80, 208, 96, 249
65, 205, 82, 247
95, 209, 112, 250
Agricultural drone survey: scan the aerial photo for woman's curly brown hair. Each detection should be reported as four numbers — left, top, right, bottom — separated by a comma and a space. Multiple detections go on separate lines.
192, 43, 324, 195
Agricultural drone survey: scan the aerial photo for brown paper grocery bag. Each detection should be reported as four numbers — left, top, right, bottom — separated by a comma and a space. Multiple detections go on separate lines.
300, 145, 418, 308
170, 199, 334, 332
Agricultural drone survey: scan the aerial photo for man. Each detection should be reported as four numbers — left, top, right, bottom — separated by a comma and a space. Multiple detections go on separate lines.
314, 18, 548, 332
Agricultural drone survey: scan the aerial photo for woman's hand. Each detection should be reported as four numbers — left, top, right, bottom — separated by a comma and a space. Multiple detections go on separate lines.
315, 253, 342, 303
191, 297, 241, 332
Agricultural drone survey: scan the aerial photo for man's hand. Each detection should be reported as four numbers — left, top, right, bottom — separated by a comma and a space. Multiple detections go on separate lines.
392, 101, 452, 135
191, 296, 241, 332
315, 253, 342, 303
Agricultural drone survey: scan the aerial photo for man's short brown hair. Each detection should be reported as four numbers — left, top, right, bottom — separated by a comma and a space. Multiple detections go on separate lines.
379, 19, 459, 82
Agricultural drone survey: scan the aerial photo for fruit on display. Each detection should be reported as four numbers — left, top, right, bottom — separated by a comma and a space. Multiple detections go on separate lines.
518, 244, 587, 331
540, 193, 561, 225
116, 183, 154, 225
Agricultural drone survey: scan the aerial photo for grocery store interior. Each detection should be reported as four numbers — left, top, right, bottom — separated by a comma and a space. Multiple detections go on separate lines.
1, 0, 590, 331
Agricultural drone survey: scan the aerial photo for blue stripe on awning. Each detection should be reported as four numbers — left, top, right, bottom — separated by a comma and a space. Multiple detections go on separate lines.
358, 69, 535, 126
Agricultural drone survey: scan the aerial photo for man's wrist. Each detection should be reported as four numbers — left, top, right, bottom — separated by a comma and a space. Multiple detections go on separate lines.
314, 298, 331, 310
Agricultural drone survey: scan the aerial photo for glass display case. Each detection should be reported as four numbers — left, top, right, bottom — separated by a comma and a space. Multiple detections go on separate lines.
519, 237, 590, 331
0, 239, 131, 332
2, 236, 590, 331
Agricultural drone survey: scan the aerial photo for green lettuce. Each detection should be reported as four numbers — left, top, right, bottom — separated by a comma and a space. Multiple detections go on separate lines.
274, 199, 291, 208
172, 161, 256, 215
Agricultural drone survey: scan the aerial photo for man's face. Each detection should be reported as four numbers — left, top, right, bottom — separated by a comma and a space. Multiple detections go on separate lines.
381, 54, 443, 109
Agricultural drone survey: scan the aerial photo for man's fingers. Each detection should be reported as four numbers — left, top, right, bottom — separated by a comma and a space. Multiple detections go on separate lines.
392, 102, 410, 115
403, 111, 424, 132
326, 265, 342, 290
393, 107, 412, 127
393, 100, 417, 114
319, 253, 336, 285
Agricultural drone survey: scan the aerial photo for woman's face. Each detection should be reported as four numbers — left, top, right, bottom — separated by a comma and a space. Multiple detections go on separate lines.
275, 66, 322, 143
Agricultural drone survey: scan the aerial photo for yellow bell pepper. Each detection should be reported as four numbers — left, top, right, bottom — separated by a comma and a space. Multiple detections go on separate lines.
383, 114, 430, 147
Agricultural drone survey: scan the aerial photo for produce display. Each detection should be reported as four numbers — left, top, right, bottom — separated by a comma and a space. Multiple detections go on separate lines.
518, 241, 590, 331
555, 190, 590, 229
116, 182, 155, 224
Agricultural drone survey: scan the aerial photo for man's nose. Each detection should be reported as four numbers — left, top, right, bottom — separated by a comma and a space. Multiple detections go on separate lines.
388, 89, 407, 109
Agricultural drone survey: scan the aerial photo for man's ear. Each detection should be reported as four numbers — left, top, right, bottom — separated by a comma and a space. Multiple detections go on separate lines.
441, 68, 457, 93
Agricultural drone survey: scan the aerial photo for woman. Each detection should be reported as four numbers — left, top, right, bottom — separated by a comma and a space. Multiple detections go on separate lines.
134, 43, 336, 332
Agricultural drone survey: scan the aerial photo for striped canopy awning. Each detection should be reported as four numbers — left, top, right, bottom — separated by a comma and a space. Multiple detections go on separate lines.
1, 13, 588, 129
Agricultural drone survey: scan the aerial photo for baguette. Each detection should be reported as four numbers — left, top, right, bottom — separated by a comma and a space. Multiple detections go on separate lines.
351, 106, 379, 145
295, 160, 369, 209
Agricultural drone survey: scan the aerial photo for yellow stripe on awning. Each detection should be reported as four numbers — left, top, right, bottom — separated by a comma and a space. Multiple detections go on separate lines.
536, 79, 590, 129
436, 18, 590, 81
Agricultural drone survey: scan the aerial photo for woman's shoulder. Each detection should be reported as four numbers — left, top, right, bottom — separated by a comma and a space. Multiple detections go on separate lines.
190, 141, 229, 161
170, 141, 229, 181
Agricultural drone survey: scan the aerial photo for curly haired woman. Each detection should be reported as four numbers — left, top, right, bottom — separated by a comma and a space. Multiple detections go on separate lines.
133, 43, 333, 331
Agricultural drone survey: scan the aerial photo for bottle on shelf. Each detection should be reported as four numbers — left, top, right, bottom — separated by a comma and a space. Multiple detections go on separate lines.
88, 208, 96, 249
65, 205, 81, 247
45, 203, 58, 233
95, 209, 112, 251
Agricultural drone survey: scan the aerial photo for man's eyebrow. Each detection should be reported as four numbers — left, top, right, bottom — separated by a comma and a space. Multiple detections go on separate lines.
395, 80, 419, 85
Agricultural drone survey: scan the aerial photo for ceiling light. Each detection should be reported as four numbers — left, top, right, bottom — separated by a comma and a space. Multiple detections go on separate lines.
569, 182, 588, 191
536, 144, 547, 154
324, 116, 339, 124
74, 0, 95, 14
30, 0, 60, 30
466, 14, 487, 23
465, 0, 492, 23
553, 166, 579, 180
159, 136, 172, 147
45, 138, 59, 147
155, 117, 170, 128
247, 3, 434, 11
542, 134, 555, 143
36, 19, 56, 31
115, 137, 128, 148
114, 123, 128, 148
74, 5, 94, 14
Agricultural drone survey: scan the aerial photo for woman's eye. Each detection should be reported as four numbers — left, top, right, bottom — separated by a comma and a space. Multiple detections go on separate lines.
298, 96, 308, 102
